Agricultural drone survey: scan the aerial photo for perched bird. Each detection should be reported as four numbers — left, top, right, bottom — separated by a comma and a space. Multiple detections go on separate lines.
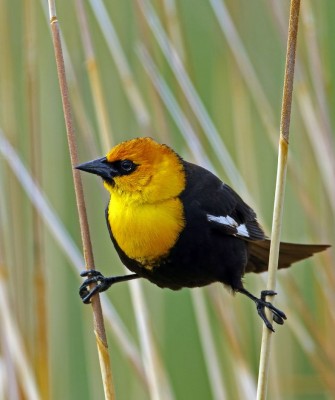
76, 137, 329, 331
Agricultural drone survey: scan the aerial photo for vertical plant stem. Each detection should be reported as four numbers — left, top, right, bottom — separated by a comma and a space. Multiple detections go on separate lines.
24, 0, 50, 394
256, 1, 301, 399
0, 275, 41, 400
74, 0, 114, 150
47, 1, 115, 399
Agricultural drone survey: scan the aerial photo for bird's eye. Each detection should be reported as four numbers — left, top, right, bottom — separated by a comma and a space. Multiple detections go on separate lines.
120, 160, 134, 172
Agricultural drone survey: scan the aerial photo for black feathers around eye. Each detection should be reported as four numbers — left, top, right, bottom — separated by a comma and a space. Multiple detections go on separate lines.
121, 160, 135, 171
108, 159, 137, 176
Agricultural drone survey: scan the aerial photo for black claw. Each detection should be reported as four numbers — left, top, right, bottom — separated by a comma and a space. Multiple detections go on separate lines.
256, 291, 287, 331
80, 269, 100, 278
260, 290, 277, 299
79, 270, 111, 304
81, 284, 102, 304
79, 271, 140, 304
273, 313, 285, 325
256, 302, 275, 332
238, 287, 287, 331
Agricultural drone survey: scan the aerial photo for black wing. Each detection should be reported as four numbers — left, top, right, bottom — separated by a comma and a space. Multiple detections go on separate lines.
181, 161, 266, 242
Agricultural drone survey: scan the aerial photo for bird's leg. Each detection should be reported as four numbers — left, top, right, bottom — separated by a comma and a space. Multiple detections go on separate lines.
236, 288, 287, 332
79, 270, 140, 304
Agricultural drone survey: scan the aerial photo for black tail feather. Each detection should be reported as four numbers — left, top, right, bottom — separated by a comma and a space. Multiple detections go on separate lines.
246, 240, 330, 273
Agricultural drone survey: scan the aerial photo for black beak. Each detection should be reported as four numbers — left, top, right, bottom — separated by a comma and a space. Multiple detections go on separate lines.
75, 157, 117, 181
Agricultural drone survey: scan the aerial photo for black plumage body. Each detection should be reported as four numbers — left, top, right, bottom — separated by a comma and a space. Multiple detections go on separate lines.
77, 137, 329, 330
106, 161, 270, 291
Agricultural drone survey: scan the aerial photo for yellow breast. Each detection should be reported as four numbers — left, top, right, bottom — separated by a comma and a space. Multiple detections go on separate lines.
107, 192, 185, 268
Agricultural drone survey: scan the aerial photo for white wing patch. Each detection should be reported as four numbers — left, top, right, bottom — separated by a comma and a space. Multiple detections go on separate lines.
207, 214, 250, 238
236, 223, 249, 237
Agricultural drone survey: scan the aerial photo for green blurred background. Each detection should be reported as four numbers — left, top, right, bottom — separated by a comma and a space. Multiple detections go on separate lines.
0, 0, 334, 399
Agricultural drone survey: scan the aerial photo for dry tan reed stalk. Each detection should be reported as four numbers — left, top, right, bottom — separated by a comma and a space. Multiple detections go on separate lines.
0, 261, 40, 400
256, 1, 301, 399
47, 1, 115, 398
24, 0, 49, 396
87, 0, 150, 128
74, 0, 113, 150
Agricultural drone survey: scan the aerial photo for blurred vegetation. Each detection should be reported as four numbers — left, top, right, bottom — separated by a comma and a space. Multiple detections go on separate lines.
0, 0, 334, 399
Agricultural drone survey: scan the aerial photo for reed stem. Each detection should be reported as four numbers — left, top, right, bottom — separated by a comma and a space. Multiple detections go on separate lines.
256, 1, 301, 399
47, 1, 115, 398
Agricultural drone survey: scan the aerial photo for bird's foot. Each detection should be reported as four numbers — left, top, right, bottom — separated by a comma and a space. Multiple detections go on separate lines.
79, 270, 113, 304
255, 290, 287, 332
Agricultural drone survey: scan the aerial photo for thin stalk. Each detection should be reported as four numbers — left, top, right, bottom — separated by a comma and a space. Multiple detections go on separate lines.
210, 0, 278, 142
38, 0, 100, 156
24, 0, 49, 396
74, 0, 113, 150
47, 2, 114, 399
0, 202, 20, 399
0, 266, 40, 400
162, 0, 185, 61
129, 280, 175, 400
87, 0, 150, 128
134, 1, 169, 145
257, 1, 301, 399
191, 291, 228, 400
209, 286, 257, 399
269, 0, 335, 218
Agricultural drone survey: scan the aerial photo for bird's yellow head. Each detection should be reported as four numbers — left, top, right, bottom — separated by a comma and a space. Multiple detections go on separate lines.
76, 137, 186, 204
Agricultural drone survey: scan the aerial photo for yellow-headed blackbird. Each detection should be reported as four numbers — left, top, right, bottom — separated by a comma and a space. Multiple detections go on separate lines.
77, 137, 329, 331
